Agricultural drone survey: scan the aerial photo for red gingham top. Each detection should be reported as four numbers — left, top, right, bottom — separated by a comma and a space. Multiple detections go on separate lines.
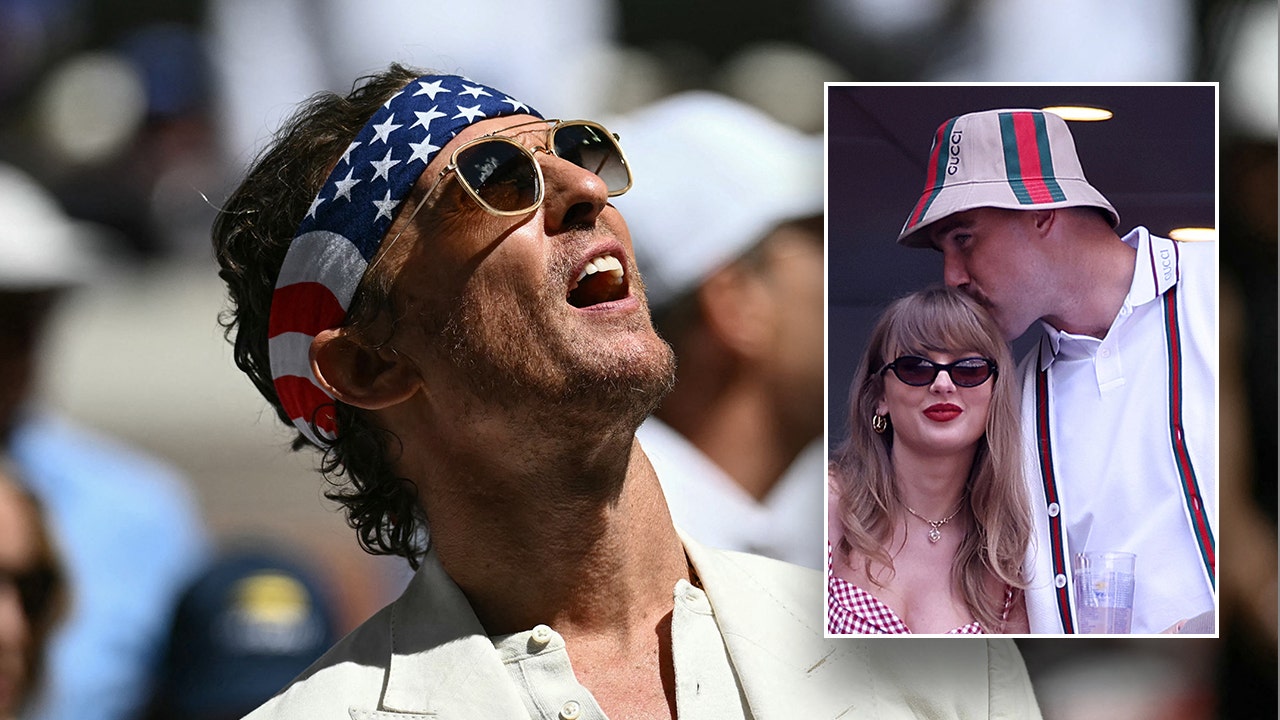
826, 545, 1011, 635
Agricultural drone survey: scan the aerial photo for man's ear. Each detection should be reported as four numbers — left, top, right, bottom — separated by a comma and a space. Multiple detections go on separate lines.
310, 328, 420, 410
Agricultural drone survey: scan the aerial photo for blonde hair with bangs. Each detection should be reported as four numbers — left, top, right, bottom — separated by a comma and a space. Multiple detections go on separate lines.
830, 285, 1031, 632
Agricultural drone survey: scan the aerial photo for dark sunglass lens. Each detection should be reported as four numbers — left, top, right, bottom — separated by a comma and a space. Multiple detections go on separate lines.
553, 123, 629, 193
456, 141, 538, 212
951, 359, 993, 386
894, 357, 936, 385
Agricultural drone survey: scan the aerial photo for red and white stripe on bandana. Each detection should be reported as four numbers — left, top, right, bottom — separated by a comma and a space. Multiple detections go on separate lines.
267, 74, 540, 446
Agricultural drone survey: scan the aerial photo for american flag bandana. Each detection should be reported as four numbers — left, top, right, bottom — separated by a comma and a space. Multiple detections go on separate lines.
268, 74, 541, 446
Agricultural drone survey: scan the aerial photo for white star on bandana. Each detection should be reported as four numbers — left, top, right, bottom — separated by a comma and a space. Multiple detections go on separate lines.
408, 135, 442, 165
305, 195, 324, 219
332, 168, 362, 201
501, 96, 530, 112
372, 189, 399, 222
412, 107, 448, 131
413, 79, 449, 99
459, 84, 491, 99
340, 141, 362, 165
370, 148, 400, 182
453, 104, 487, 123
371, 115, 403, 144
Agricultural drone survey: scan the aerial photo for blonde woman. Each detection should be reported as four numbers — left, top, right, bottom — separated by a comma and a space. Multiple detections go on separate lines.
828, 286, 1031, 634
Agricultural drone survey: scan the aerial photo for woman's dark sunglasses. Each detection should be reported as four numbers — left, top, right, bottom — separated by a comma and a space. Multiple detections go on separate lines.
880, 355, 998, 387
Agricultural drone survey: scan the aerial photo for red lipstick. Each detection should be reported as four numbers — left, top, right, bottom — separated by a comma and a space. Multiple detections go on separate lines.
924, 403, 963, 422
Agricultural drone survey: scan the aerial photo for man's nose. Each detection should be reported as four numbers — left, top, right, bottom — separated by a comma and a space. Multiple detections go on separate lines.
538, 153, 610, 232
942, 251, 970, 289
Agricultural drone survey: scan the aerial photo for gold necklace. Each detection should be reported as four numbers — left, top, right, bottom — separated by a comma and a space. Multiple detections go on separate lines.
902, 498, 966, 543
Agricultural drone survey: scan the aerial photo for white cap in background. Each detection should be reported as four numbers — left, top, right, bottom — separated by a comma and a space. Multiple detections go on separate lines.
0, 162, 104, 291
609, 91, 823, 309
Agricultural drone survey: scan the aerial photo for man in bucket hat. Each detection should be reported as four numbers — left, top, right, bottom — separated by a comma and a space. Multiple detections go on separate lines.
214, 65, 1043, 718
898, 107, 1217, 635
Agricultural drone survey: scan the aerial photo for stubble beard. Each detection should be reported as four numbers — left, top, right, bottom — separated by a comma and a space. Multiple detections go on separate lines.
432, 266, 677, 438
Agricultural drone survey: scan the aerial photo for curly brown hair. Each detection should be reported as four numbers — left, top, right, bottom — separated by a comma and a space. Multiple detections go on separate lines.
212, 64, 429, 567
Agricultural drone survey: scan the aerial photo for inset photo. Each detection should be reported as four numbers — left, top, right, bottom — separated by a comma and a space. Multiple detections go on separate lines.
825, 84, 1217, 637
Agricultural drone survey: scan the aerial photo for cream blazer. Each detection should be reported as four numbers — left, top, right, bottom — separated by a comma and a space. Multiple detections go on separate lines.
244, 534, 1041, 719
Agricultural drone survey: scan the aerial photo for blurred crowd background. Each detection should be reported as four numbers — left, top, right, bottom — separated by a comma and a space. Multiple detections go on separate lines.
0, 1, 1274, 719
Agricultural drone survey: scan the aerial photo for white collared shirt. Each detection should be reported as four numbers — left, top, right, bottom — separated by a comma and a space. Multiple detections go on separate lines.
638, 418, 823, 569
1019, 227, 1218, 634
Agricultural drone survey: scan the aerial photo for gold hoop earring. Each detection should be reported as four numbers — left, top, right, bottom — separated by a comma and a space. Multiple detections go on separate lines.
872, 413, 889, 434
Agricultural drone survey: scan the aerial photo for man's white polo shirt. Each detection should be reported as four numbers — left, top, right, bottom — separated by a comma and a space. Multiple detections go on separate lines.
1019, 226, 1218, 634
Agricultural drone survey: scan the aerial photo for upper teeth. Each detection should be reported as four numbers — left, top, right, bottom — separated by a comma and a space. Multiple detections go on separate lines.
576, 254, 624, 283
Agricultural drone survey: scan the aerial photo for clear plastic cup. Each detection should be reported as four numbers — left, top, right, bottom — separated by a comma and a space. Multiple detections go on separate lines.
1073, 551, 1136, 634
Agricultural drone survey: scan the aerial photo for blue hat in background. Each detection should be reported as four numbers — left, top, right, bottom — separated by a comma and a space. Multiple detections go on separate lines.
148, 549, 338, 720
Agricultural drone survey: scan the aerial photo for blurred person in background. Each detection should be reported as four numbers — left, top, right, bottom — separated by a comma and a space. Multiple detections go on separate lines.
207, 0, 619, 165
0, 461, 67, 720
0, 0, 223, 262
809, 0, 1196, 82
610, 92, 824, 569
1196, 3, 1276, 716
897, 107, 1217, 635
0, 160, 208, 720
213, 63, 1041, 718
827, 287, 1030, 634
141, 547, 338, 720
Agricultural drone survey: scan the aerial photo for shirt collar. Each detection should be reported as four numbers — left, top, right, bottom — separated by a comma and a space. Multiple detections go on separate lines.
1124, 225, 1181, 306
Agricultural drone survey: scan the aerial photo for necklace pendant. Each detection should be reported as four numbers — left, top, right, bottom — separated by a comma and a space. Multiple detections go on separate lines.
928, 527, 942, 543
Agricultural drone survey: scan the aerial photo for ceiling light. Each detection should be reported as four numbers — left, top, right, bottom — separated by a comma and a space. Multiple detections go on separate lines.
1042, 106, 1114, 122
1168, 227, 1217, 242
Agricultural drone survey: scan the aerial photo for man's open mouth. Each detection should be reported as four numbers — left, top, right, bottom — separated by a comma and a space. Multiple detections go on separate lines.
567, 253, 628, 308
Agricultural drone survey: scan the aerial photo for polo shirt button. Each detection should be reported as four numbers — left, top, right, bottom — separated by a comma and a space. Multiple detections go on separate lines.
531, 624, 553, 648
1054, 574, 1067, 588
1100, 348, 1111, 358
1047, 502, 1060, 517
560, 700, 582, 720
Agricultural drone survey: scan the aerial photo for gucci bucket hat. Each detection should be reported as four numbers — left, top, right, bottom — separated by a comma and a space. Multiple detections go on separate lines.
897, 108, 1119, 248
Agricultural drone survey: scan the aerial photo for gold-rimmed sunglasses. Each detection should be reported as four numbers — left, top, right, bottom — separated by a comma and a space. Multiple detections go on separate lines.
423, 118, 632, 217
